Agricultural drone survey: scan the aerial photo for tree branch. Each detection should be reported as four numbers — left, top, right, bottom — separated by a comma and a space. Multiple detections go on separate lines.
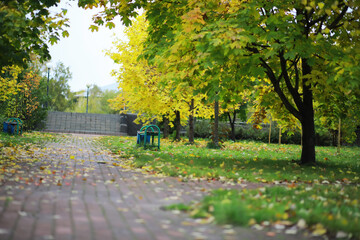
279, 51, 304, 112
315, 17, 325, 35
294, 59, 300, 91
309, 14, 327, 28
328, 5, 348, 30
259, 58, 302, 120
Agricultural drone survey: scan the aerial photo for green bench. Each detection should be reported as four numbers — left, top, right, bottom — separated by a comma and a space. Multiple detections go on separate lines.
3, 118, 23, 135
137, 125, 160, 149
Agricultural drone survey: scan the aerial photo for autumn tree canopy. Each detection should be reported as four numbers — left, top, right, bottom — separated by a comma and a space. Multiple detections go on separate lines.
76, 0, 360, 163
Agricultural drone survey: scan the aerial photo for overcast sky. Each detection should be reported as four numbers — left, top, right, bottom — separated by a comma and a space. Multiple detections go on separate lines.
48, 2, 126, 92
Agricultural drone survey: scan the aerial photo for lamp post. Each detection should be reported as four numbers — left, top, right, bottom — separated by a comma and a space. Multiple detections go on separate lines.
46, 67, 50, 108
86, 84, 91, 113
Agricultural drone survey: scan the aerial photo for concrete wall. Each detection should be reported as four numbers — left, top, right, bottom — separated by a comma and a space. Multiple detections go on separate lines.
44, 111, 128, 136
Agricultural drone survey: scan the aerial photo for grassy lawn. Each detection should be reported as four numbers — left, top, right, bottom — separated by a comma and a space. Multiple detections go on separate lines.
167, 185, 359, 238
99, 136, 360, 238
99, 136, 360, 184
0, 131, 57, 149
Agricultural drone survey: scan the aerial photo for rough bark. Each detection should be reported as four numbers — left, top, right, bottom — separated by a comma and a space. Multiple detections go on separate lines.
268, 120, 272, 144
279, 126, 282, 144
188, 99, 195, 144
163, 116, 170, 138
213, 100, 219, 147
299, 59, 316, 165
227, 111, 236, 141
337, 118, 341, 154
174, 110, 181, 141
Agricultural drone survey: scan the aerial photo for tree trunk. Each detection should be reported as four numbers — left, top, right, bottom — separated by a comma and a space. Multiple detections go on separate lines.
268, 120, 272, 144
261, 50, 317, 164
337, 118, 341, 154
300, 112, 316, 165
300, 60, 316, 165
213, 100, 219, 147
163, 116, 170, 138
174, 110, 181, 141
278, 126, 282, 144
188, 99, 195, 144
227, 112, 236, 141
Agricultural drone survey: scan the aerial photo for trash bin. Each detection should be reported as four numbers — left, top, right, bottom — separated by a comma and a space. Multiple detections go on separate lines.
137, 132, 150, 144
9, 122, 17, 134
3, 122, 9, 133
3, 118, 23, 135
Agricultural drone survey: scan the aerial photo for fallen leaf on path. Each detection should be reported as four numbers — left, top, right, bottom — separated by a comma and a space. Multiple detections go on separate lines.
312, 223, 326, 236
266, 232, 276, 237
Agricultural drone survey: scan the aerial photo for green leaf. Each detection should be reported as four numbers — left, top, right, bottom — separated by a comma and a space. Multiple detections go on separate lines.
106, 22, 115, 29
89, 25, 99, 32
62, 30, 69, 38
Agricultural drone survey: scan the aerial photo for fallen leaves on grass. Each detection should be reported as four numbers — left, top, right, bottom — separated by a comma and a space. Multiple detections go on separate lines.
167, 185, 360, 239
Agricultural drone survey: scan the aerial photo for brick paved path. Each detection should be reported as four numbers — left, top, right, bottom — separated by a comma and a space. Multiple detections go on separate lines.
0, 134, 314, 240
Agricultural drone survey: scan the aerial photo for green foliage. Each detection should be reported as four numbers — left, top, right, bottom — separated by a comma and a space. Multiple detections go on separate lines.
68, 85, 118, 114
0, 0, 69, 68
0, 66, 48, 130
99, 90, 119, 114
48, 62, 76, 112
193, 120, 229, 139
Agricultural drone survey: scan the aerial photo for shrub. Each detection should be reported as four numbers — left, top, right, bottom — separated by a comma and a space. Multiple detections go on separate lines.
192, 119, 333, 146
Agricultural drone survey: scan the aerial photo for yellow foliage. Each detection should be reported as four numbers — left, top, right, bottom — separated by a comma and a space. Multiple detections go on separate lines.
0, 65, 22, 102
106, 14, 214, 124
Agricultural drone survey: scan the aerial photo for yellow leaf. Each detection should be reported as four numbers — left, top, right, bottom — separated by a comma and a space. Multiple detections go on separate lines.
248, 218, 256, 226
312, 223, 326, 236
70, 155, 75, 159
323, 28, 330, 34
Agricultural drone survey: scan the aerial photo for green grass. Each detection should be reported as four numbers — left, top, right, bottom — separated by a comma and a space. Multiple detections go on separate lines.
170, 185, 360, 238
98, 136, 360, 184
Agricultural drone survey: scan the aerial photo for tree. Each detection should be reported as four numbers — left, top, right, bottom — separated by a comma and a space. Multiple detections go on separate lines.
106, 14, 213, 142
0, 0, 69, 69
1, 66, 47, 130
106, 14, 173, 124
171, 0, 360, 164
100, 90, 119, 114
48, 62, 76, 112
0, 65, 21, 102
68, 85, 118, 114
313, 67, 360, 147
